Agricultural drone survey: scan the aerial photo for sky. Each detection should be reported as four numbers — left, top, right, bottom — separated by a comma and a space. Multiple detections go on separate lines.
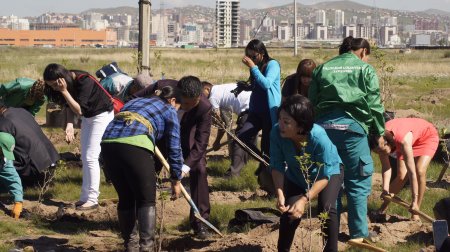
2, 0, 450, 17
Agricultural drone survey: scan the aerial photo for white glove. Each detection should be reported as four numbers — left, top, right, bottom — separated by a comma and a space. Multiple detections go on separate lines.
181, 164, 190, 178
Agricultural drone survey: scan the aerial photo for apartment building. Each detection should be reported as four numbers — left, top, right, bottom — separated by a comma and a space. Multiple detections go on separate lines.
215, 0, 240, 48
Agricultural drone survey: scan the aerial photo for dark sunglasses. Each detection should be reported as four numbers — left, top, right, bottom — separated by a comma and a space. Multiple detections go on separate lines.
247, 54, 259, 61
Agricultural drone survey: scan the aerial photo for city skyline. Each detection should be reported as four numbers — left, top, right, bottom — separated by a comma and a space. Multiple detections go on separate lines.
2, 0, 450, 17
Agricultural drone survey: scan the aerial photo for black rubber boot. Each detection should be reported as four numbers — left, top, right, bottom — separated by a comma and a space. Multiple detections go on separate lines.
137, 206, 156, 252
118, 209, 139, 252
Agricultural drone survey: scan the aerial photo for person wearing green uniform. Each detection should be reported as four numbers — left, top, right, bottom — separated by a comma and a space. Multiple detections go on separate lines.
308, 37, 385, 242
0, 78, 46, 116
0, 132, 23, 219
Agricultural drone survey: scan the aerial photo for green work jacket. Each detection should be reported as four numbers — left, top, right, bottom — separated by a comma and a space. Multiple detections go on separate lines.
308, 52, 385, 136
0, 78, 46, 116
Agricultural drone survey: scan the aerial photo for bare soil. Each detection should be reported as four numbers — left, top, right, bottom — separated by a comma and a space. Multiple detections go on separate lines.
3, 127, 448, 252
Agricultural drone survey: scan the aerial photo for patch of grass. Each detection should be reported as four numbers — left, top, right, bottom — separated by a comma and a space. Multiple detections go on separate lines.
209, 160, 259, 192
0, 218, 28, 236
0, 243, 15, 252
23, 163, 117, 202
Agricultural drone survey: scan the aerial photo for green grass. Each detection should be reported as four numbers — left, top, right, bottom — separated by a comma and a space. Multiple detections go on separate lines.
23, 161, 117, 202
0, 47, 448, 251
208, 159, 259, 192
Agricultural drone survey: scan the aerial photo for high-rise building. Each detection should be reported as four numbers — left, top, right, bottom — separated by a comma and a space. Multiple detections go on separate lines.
314, 25, 327, 40
277, 21, 290, 41
216, 0, 240, 48
380, 26, 397, 46
334, 10, 344, 37
315, 10, 326, 25
335, 10, 344, 28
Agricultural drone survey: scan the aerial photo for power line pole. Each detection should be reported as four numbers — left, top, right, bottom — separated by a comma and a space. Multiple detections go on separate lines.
294, 0, 298, 56
139, 0, 151, 75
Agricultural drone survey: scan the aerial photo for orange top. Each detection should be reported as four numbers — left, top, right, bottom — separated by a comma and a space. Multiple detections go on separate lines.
385, 118, 439, 160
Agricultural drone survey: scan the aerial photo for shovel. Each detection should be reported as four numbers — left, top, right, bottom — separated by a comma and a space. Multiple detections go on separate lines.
382, 194, 434, 222
347, 239, 387, 252
154, 147, 224, 237
382, 194, 449, 251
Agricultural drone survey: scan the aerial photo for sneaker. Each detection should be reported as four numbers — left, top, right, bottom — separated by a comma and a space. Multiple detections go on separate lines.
76, 202, 99, 211
74, 200, 86, 207
194, 224, 210, 240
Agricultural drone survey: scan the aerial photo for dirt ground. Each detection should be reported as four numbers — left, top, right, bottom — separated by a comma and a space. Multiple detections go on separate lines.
5, 171, 449, 251
2, 125, 449, 251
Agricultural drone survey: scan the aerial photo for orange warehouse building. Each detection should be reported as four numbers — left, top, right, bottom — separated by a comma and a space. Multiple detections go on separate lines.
0, 28, 117, 47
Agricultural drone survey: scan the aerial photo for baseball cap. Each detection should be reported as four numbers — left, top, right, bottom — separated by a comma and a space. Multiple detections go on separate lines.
0, 132, 15, 160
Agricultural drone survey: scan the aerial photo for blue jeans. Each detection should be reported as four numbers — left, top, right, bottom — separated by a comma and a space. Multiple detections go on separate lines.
317, 112, 373, 239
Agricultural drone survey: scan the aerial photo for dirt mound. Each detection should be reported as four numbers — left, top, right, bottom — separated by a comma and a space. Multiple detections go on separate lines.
393, 109, 428, 119
419, 88, 450, 106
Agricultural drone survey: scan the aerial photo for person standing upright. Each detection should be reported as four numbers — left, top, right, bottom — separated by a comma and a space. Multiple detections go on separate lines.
177, 76, 212, 239
309, 37, 385, 243
237, 39, 281, 195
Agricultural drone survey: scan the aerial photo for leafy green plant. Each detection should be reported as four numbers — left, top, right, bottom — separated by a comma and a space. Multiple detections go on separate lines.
371, 46, 396, 110
37, 160, 67, 204
157, 190, 170, 252
295, 141, 327, 252
132, 50, 143, 73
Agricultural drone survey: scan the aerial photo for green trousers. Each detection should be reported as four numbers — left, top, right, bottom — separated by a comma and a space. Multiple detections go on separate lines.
318, 112, 373, 239
0, 159, 23, 202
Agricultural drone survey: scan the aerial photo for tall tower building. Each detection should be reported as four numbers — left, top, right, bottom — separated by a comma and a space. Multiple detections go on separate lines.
216, 0, 240, 48
335, 10, 344, 36
315, 10, 326, 25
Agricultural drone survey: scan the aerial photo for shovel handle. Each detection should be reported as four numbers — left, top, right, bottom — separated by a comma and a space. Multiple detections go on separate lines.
347, 240, 387, 252
382, 195, 435, 222
154, 147, 224, 237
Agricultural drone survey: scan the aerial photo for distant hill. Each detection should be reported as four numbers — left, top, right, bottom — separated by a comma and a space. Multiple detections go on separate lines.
81, 6, 138, 16
422, 9, 450, 16
78, 2, 450, 20
309, 0, 373, 11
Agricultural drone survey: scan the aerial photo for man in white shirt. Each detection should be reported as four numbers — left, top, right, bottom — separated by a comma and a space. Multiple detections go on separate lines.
203, 82, 253, 176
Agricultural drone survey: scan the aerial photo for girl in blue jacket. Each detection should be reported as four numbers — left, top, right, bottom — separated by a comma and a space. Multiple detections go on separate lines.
237, 39, 281, 193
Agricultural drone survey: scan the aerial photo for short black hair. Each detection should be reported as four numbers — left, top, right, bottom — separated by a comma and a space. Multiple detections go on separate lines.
177, 76, 202, 98
278, 94, 314, 134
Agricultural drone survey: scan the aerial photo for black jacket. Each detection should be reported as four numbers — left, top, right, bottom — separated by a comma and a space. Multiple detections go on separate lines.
0, 108, 60, 176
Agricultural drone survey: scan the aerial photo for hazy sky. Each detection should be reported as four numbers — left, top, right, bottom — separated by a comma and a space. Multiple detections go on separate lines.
2, 0, 450, 17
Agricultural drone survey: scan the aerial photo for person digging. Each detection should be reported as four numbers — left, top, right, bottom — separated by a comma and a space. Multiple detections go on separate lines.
0, 132, 23, 219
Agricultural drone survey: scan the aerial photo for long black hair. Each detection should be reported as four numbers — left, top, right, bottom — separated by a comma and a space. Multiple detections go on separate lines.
245, 39, 276, 83
245, 39, 272, 67
43, 63, 76, 105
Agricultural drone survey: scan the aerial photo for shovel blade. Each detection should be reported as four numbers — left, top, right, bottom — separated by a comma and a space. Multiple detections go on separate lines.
194, 212, 224, 237
433, 220, 449, 251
